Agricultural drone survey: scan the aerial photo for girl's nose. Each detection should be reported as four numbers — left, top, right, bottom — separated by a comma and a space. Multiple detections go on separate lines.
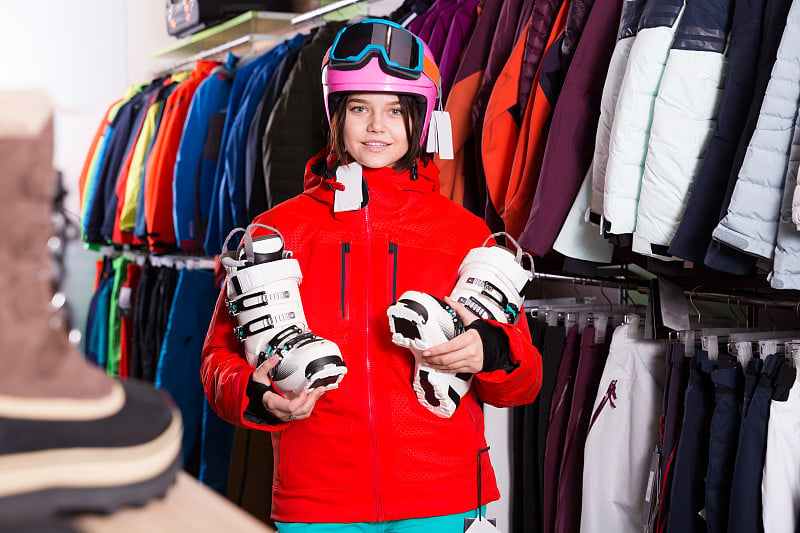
367, 114, 385, 132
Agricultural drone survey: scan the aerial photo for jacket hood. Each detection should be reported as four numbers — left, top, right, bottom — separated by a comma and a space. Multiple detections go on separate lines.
302, 146, 440, 201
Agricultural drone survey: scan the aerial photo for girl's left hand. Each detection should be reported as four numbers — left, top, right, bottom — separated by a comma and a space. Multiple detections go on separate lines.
420, 296, 484, 374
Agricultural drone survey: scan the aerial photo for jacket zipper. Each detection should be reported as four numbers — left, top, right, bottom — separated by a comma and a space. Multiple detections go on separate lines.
387, 242, 398, 304
340, 242, 351, 319
364, 206, 382, 520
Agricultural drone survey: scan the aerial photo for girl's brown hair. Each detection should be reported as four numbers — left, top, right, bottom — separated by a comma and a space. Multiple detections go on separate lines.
328, 93, 423, 172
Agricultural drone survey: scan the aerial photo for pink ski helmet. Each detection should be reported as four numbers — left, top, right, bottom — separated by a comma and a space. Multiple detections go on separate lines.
322, 19, 440, 145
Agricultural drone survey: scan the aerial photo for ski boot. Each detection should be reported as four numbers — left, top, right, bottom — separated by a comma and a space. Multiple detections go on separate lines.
221, 224, 346, 398
387, 232, 533, 417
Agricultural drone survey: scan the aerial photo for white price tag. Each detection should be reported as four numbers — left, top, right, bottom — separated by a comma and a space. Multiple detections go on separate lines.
333, 161, 364, 212
432, 110, 454, 159
464, 517, 501, 532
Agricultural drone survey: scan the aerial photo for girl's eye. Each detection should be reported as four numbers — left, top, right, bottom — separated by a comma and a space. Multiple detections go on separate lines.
349, 106, 366, 113
389, 108, 403, 116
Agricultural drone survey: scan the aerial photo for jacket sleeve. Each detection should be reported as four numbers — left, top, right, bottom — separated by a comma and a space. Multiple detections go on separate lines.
472, 312, 542, 408
200, 281, 289, 431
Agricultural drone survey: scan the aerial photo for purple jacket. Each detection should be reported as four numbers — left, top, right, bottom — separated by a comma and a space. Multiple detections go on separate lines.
518, 0, 624, 256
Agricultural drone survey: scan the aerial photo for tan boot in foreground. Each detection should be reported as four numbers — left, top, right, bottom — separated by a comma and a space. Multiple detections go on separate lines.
0, 91, 182, 523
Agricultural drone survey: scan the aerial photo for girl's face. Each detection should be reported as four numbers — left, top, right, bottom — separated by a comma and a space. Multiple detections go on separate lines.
342, 93, 410, 169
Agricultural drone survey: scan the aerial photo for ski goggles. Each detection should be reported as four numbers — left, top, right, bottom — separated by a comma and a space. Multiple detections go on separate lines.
328, 19, 438, 82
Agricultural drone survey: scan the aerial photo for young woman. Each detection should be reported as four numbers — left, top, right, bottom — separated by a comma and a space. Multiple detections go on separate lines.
201, 19, 542, 532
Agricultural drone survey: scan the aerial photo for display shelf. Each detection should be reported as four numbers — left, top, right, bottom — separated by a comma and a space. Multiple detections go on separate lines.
151, 11, 298, 60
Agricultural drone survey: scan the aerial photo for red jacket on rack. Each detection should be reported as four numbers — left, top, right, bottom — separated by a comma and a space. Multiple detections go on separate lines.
201, 148, 542, 523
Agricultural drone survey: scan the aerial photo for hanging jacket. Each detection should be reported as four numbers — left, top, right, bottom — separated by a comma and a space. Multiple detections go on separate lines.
201, 148, 543, 523
561, 0, 599, 67
632, 0, 735, 261
245, 39, 305, 219
481, 16, 534, 230
120, 78, 179, 233
79, 98, 123, 220
205, 47, 284, 256
218, 35, 305, 242
263, 22, 345, 211
498, 0, 571, 240
589, 0, 648, 225
84, 86, 147, 245
437, 0, 481, 100
144, 60, 218, 252
668, 0, 782, 263
769, 111, 800, 289
436, 0, 504, 204
467, 0, 533, 217
519, 0, 567, 121
702, 0, 794, 275
602, 0, 686, 245
518, 0, 623, 256
711, 0, 800, 261
553, 168, 615, 262
173, 62, 235, 251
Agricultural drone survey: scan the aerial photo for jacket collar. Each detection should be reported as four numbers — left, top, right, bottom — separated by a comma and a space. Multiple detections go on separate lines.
302, 146, 440, 209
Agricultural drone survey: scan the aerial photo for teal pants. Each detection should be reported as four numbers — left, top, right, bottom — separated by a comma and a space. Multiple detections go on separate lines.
275, 507, 485, 533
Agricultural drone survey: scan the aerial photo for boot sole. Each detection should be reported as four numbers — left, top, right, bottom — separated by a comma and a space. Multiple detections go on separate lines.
387, 292, 472, 418
305, 356, 348, 392
0, 382, 183, 522
0, 453, 181, 521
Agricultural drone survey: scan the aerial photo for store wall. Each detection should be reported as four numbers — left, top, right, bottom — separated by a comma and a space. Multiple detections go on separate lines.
0, 0, 179, 340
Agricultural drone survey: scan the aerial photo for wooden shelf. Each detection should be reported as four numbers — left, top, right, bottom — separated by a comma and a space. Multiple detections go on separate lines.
72, 472, 276, 533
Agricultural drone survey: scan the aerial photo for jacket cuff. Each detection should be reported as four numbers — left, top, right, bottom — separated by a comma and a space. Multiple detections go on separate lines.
466, 319, 516, 374
244, 378, 283, 426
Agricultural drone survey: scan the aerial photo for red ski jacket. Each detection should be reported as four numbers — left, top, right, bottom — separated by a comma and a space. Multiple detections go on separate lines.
201, 148, 542, 523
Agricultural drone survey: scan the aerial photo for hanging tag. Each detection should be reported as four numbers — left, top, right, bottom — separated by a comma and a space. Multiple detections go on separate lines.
426, 112, 439, 154
333, 161, 364, 212
464, 517, 500, 532
594, 314, 609, 344
643, 445, 662, 531
118, 287, 133, 318
432, 110, 454, 159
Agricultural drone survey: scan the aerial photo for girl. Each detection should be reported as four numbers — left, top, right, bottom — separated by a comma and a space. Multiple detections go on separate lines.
201, 18, 542, 532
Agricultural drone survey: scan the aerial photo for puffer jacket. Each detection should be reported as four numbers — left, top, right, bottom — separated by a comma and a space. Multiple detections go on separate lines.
712, 0, 800, 260
769, 110, 800, 289
632, 0, 735, 260
201, 148, 543, 523
589, 0, 648, 224
601, 0, 685, 243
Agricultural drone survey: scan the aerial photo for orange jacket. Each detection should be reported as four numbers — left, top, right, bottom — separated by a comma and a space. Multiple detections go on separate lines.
201, 148, 542, 523
143, 61, 217, 252
502, 0, 571, 239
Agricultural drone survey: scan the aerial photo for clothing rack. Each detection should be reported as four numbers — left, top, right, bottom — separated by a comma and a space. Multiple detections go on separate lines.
96, 245, 217, 271
530, 271, 800, 311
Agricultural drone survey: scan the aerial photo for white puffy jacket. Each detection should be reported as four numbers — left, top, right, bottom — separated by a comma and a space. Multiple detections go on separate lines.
711, 0, 800, 260
590, 0, 645, 222
769, 111, 800, 290
633, 4, 732, 261
602, 0, 686, 239
555, 168, 615, 263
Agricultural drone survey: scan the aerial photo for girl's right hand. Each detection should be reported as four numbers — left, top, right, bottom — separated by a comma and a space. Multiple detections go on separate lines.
251, 357, 326, 422
263, 387, 326, 423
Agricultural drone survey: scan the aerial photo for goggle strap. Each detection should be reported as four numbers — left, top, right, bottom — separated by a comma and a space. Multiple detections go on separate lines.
422, 54, 440, 93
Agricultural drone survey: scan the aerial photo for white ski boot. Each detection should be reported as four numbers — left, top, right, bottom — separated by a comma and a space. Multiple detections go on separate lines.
387, 233, 533, 417
221, 224, 346, 398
